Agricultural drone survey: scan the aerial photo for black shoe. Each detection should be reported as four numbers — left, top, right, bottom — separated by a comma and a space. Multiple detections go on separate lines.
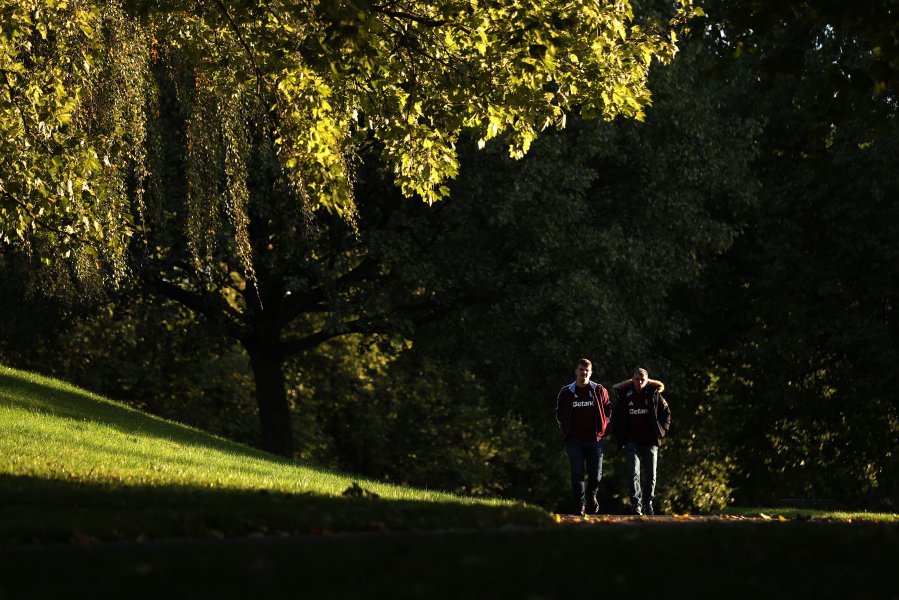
577, 504, 586, 517
644, 502, 654, 516
588, 497, 600, 515
631, 503, 643, 516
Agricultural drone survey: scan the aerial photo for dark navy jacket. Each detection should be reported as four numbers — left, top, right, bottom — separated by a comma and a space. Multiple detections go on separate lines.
611, 383, 671, 447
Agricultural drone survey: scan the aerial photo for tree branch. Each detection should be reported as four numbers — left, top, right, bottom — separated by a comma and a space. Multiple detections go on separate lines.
0, 190, 82, 241
279, 255, 379, 327
141, 268, 247, 339
204, 0, 268, 99
371, 5, 450, 27
280, 317, 384, 355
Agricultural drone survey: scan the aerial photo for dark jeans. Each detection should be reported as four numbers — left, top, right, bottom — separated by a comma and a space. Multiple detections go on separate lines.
625, 442, 658, 508
565, 438, 604, 506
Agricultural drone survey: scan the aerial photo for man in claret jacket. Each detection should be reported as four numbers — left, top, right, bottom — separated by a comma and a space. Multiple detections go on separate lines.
555, 358, 612, 516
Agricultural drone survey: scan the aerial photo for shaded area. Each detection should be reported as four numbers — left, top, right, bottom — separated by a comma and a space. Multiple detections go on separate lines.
0, 475, 548, 544
2, 521, 896, 598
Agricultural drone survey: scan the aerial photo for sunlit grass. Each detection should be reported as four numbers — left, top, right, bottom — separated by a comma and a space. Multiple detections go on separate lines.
0, 365, 484, 501
0, 365, 548, 541
719, 506, 899, 522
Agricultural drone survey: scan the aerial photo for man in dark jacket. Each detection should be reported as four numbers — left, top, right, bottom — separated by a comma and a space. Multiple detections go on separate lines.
611, 367, 671, 516
555, 358, 612, 516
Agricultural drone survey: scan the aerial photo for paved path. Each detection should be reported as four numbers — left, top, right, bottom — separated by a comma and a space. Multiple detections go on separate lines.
553, 513, 793, 524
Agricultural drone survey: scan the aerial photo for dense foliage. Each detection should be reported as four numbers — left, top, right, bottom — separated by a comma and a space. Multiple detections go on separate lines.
2, 1, 897, 513
684, 0, 899, 509
1, 0, 698, 267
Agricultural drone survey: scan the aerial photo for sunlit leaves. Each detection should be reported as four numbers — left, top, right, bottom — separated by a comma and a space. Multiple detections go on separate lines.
0, 0, 148, 279
1, 0, 700, 276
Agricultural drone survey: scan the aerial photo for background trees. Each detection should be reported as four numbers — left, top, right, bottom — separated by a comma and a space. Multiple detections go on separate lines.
3, 0, 701, 457
2, 1, 897, 512
682, 0, 899, 508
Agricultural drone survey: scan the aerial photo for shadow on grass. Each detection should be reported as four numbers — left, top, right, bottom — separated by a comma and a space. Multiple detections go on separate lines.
0, 474, 550, 543
2, 509, 897, 599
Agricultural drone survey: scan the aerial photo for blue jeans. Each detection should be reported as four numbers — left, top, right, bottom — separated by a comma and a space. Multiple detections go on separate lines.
625, 443, 658, 508
565, 439, 604, 505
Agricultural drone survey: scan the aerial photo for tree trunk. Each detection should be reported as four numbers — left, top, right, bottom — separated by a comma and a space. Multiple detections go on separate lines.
246, 344, 293, 457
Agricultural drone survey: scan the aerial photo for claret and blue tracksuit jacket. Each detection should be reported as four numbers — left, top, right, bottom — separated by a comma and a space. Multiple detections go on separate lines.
555, 380, 612, 441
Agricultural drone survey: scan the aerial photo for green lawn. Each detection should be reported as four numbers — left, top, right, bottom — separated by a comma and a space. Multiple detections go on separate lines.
0, 365, 548, 542
719, 506, 899, 523
3, 365, 898, 598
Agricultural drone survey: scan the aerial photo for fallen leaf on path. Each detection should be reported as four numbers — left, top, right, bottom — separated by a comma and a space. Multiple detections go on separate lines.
72, 531, 93, 545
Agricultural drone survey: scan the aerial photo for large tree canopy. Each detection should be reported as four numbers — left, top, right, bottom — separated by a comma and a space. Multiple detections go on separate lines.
1, 0, 699, 272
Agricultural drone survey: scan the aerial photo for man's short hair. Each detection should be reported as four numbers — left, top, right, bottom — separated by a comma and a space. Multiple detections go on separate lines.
633, 367, 648, 377
577, 358, 592, 369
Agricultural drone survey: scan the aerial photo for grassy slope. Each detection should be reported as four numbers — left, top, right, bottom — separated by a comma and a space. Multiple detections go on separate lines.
3, 366, 899, 597
0, 365, 548, 542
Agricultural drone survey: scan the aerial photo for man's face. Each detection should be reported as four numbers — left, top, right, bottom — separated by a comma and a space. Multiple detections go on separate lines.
575, 364, 592, 385
632, 372, 647, 391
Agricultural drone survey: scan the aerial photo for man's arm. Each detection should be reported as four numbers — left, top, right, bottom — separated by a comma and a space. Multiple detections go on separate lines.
611, 379, 629, 390
657, 395, 672, 435
611, 378, 665, 392
599, 386, 612, 412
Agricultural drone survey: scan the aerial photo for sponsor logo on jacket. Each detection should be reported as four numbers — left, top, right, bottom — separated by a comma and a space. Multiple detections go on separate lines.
628, 400, 649, 415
